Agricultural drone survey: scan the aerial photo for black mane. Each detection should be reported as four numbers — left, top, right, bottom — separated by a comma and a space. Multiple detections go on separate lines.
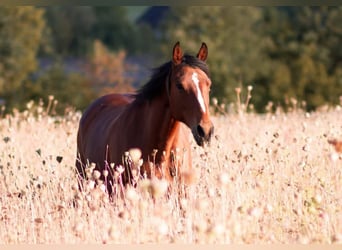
135, 54, 210, 101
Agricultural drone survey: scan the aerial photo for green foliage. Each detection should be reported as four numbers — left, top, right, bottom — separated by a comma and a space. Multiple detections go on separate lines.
43, 7, 155, 56
43, 7, 96, 56
1, 6, 341, 114
92, 7, 136, 52
160, 6, 342, 111
262, 7, 342, 110
0, 7, 45, 93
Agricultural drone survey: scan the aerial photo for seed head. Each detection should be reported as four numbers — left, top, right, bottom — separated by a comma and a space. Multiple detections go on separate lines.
218, 172, 229, 186
158, 221, 169, 236
195, 199, 209, 211
34, 218, 43, 224
129, 148, 142, 163
108, 225, 120, 240
126, 187, 139, 202
247, 206, 263, 218
330, 153, 339, 162
73, 222, 84, 234
87, 180, 95, 190
118, 210, 129, 220
150, 179, 168, 198
116, 165, 125, 174
92, 170, 101, 180
313, 194, 322, 204
212, 97, 218, 106
332, 233, 342, 243
194, 219, 208, 233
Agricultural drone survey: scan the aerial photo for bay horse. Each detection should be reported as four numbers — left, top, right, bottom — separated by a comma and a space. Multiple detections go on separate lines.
76, 41, 214, 195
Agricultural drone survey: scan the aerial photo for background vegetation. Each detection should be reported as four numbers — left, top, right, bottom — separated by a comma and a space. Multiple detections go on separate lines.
0, 6, 341, 113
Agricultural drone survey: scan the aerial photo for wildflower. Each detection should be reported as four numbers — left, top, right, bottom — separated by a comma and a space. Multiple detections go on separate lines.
110, 163, 115, 169
103, 170, 109, 177
73, 222, 84, 234
312, 194, 322, 205
26, 100, 34, 110
129, 148, 142, 163
330, 153, 339, 162
332, 233, 342, 243
71, 183, 79, 191
158, 221, 169, 235
218, 172, 229, 186
212, 97, 218, 106
194, 219, 208, 233
206, 223, 224, 239
180, 198, 188, 209
195, 199, 209, 211
299, 236, 310, 244
92, 170, 101, 180
265, 204, 273, 213
302, 144, 310, 152
248, 207, 263, 218
118, 210, 129, 220
87, 180, 95, 190
150, 179, 168, 198
108, 225, 120, 240
99, 184, 106, 193
116, 165, 125, 174
126, 187, 139, 202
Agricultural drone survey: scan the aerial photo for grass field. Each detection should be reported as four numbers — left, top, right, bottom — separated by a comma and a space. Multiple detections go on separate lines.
0, 99, 341, 243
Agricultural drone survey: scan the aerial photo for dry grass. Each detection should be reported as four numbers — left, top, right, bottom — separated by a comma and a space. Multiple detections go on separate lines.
0, 99, 341, 244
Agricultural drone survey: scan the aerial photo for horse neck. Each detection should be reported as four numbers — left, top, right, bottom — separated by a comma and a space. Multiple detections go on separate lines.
140, 93, 183, 162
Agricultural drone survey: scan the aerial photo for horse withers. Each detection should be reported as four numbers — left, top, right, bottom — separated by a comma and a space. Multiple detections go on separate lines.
76, 41, 214, 195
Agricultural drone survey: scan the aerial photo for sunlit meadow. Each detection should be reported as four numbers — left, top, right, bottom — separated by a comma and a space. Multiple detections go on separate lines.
0, 92, 341, 244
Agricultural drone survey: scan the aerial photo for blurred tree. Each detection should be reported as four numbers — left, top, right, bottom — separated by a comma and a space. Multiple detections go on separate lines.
44, 7, 96, 56
85, 40, 134, 96
43, 6, 155, 56
262, 6, 342, 110
160, 6, 342, 111
0, 7, 45, 94
92, 7, 136, 53
21, 62, 96, 114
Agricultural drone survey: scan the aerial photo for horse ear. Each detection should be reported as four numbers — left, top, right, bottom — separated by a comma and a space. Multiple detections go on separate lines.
197, 42, 208, 61
172, 41, 183, 65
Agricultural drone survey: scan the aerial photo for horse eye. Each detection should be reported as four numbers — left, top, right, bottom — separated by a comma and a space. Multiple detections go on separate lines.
176, 82, 184, 91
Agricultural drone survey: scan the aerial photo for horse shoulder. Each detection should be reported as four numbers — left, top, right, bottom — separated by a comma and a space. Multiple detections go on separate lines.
78, 94, 135, 157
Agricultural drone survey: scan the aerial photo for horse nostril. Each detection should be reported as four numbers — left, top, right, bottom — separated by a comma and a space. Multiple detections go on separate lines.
197, 125, 205, 138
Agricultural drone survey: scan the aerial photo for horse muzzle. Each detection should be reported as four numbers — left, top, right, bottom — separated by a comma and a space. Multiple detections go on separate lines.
192, 122, 214, 146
